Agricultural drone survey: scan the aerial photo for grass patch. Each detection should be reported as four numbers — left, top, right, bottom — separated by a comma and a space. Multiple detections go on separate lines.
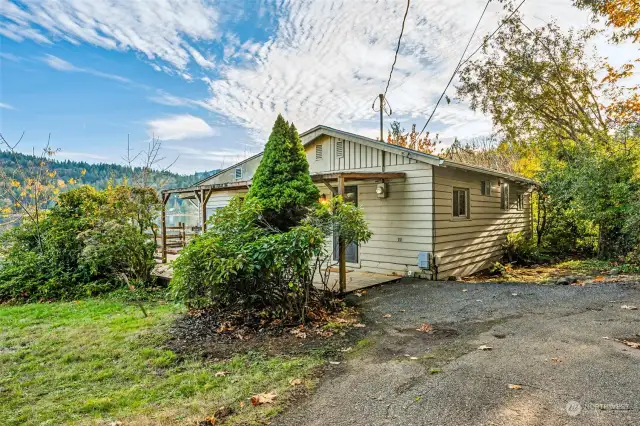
0, 300, 323, 425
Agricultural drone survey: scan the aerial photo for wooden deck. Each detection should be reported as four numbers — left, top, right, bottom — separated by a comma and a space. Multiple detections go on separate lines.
313, 269, 401, 293
153, 255, 400, 293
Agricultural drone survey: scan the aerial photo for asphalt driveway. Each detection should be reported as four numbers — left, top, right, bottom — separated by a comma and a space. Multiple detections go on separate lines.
276, 279, 640, 425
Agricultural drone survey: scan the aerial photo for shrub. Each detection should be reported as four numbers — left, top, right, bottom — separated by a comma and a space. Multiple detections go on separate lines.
488, 261, 507, 276
0, 185, 159, 302
171, 196, 371, 321
246, 114, 319, 230
504, 232, 543, 265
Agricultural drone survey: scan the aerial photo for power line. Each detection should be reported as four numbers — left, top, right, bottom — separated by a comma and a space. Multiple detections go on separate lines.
417, 0, 527, 139
383, 0, 411, 101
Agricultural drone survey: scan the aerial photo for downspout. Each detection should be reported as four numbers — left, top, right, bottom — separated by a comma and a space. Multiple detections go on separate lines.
431, 163, 437, 280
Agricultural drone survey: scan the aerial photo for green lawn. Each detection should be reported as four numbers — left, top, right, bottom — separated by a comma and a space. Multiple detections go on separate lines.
0, 299, 323, 425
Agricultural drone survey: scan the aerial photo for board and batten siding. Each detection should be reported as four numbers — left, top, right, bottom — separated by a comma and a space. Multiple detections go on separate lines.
433, 167, 532, 279
306, 135, 418, 173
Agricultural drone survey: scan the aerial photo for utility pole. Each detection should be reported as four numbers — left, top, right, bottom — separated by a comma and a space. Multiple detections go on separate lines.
379, 93, 384, 142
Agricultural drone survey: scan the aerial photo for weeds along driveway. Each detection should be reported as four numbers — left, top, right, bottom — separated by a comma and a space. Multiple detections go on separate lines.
276, 279, 640, 426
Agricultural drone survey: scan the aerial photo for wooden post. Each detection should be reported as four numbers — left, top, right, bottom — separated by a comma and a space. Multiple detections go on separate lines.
202, 189, 212, 232
200, 189, 207, 232
161, 192, 169, 263
337, 174, 346, 292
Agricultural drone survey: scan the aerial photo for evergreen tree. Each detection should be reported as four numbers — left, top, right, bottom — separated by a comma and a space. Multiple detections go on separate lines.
247, 114, 319, 230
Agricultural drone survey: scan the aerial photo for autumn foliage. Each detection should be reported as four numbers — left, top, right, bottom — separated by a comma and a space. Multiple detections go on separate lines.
386, 122, 439, 154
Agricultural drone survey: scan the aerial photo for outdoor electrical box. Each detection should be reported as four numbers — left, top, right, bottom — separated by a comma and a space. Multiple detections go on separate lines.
376, 182, 387, 199
417, 252, 430, 269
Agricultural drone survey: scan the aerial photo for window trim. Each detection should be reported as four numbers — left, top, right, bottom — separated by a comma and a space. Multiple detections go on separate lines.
516, 193, 524, 211
481, 180, 492, 196
452, 188, 470, 220
500, 183, 510, 210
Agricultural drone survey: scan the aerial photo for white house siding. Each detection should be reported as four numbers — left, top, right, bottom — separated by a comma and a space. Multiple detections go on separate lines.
357, 162, 434, 277
204, 189, 248, 223
307, 136, 433, 277
433, 167, 532, 279
306, 135, 418, 173
199, 155, 263, 186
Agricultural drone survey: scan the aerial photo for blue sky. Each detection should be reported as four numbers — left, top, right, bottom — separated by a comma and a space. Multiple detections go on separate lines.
1, 0, 638, 173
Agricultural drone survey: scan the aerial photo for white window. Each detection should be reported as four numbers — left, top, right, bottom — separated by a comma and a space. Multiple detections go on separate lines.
517, 193, 524, 211
316, 144, 323, 160
481, 181, 492, 196
235, 167, 242, 180
336, 140, 344, 158
453, 188, 469, 218
501, 183, 510, 210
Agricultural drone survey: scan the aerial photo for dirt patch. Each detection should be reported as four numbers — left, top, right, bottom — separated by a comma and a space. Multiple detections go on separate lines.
166, 306, 366, 359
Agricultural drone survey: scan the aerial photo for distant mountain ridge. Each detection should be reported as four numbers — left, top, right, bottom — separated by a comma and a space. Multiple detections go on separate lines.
0, 150, 218, 192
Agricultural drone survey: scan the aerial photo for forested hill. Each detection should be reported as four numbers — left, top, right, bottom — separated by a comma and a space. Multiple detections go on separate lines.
0, 150, 217, 191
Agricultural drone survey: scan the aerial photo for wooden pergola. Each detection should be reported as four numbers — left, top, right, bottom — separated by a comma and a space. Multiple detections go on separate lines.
160, 171, 405, 292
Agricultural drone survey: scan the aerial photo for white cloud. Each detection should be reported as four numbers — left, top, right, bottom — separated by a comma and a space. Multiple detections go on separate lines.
2, 0, 220, 70
4, 0, 638, 146
42, 54, 131, 83
197, 0, 638, 142
42, 54, 76, 71
0, 102, 16, 110
149, 91, 200, 107
147, 114, 217, 140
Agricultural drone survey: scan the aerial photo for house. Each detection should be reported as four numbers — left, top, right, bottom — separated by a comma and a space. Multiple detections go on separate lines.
161, 125, 536, 281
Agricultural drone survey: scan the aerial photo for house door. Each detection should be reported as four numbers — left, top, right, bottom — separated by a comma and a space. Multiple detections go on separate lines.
334, 186, 358, 263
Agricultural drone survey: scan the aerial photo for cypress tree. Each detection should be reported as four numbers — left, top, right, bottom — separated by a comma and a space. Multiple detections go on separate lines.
247, 114, 320, 230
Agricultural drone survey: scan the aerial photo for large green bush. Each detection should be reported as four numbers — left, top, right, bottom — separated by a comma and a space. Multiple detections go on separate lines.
246, 114, 319, 230
0, 185, 159, 302
171, 195, 371, 321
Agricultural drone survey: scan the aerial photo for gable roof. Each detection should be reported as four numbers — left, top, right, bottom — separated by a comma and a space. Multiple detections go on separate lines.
190, 124, 536, 188
301, 125, 536, 185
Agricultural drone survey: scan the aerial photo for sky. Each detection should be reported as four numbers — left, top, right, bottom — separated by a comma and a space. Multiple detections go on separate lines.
0, 0, 638, 174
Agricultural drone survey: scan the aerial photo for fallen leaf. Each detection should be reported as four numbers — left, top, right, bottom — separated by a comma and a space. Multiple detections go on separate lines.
603, 336, 610, 340
620, 340, 640, 349
289, 378, 303, 386
239, 401, 245, 408
251, 392, 277, 406
329, 361, 341, 365
398, 309, 406, 312
476, 299, 483, 302
462, 289, 468, 293
593, 276, 606, 282
621, 305, 638, 310
214, 371, 228, 377
353, 323, 366, 328
409, 356, 419, 360
290, 327, 307, 339
511, 293, 518, 296
416, 323, 434, 333
382, 314, 392, 318
429, 368, 441, 374
477, 345, 493, 351
551, 357, 562, 363
339, 347, 352, 352
507, 384, 522, 390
